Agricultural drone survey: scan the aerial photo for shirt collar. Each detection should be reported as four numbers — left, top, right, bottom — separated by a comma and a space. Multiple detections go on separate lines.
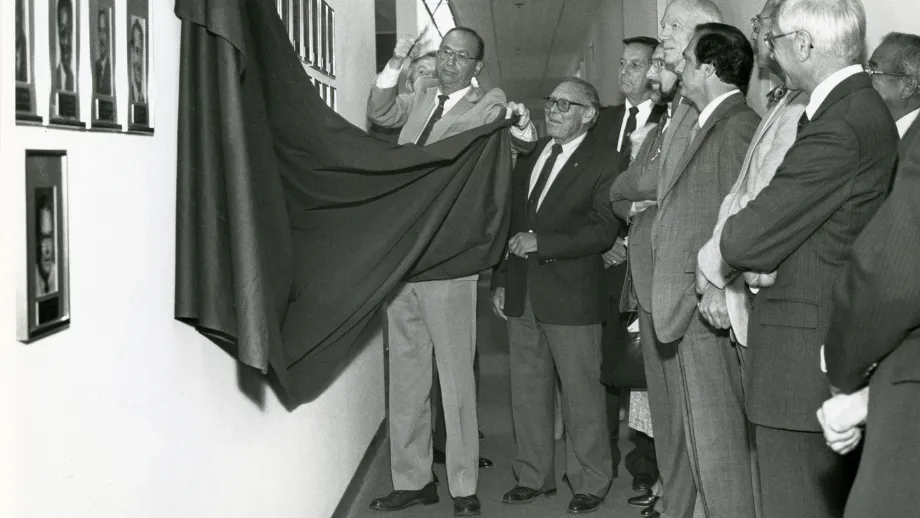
896, 107, 920, 138
552, 131, 589, 155
437, 85, 473, 103
625, 98, 654, 114
698, 89, 741, 128
805, 64, 863, 120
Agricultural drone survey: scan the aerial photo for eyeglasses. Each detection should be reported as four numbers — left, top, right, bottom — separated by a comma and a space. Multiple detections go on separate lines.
651, 58, 667, 70
750, 14, 773, 33
863, 64, 912, 79
544, 96, 589, 113
437, 47, 479, 66
764, 30, 813, 52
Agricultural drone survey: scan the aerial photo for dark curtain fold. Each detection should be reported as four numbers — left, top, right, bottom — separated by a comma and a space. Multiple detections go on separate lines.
174, 0, 514, 407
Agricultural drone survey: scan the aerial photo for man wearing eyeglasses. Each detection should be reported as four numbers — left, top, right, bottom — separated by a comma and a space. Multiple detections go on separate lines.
866, 32, 920, 143
367, 26, 536, 517
719, 0, 898, 516
490, 77, 618, 515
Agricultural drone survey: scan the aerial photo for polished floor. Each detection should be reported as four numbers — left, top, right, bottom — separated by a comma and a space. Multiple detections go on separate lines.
345, 277, 649, 518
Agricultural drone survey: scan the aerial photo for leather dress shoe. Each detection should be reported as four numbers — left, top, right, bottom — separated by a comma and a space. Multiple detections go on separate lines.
501, 485, 558, 504
453, 494, 481, 516
369, 481, 438, 511
567, 493, 603, 514
433, 449, 493, 468
632, 476, 655, 492
627, 490, 659, 508
641, 504, 660, 517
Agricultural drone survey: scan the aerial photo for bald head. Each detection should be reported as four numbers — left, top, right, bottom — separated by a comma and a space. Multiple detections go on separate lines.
659, 0, 724, 68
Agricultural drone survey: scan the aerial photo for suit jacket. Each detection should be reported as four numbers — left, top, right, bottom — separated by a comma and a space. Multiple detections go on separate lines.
720, 73, 899, 431
55, 63, 74, 92
493, 137, 621, 325
611, 97, 696, 313
652, 93, 760, 343
366, 77, 535, 154
590, 103, 667, 301
95, 57, 112, 95
697, 90, 808, 345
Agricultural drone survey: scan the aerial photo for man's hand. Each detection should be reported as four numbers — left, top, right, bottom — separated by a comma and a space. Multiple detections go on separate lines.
629, 123, 657, 160
744, 271, 777, 289
698, 285, 730, 329
491, 287, 507, 320
508, 232, 538, 258
817, 387, 869, 455
602, 238, 627, 269
388, 35, 416, 69
695, 261, 711, 294
817, 406, 863, 454
505, 102, 532, 129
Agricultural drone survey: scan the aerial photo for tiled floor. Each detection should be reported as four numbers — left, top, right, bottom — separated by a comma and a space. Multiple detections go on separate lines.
345, 278, 652, 518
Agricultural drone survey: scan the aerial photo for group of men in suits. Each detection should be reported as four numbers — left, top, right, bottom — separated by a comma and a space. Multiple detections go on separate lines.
364, 0, 920, 516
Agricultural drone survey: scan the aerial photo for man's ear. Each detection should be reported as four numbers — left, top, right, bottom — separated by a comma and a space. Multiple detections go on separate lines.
900, 75, 919, 100
794, 30, 813, 62
582, 106, 596, 125
473, 61, 484, 77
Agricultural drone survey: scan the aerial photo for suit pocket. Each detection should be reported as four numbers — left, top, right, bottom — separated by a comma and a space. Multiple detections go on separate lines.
758, 298, 818, 328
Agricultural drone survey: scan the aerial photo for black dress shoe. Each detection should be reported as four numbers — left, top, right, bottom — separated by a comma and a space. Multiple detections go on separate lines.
369, 482, 438, 511
627, 490, 659, 508
478, 457, 493, 468
641, 504, 660, 517
567, 493, 603, 514
453, 494, 481, 516
501, 485, 558, 504
632, 476, 655, 492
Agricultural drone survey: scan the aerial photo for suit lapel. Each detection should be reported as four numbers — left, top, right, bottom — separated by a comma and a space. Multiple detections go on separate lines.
900, 114, 920, 157
408, 88, 438, 142
811, 72, 872, 122
662, 93, 746, 199
538, 138, 594, 213
426, 87, 485, 143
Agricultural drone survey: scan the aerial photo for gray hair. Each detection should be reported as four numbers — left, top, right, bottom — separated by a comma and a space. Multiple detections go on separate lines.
880, 32, 920, 80
560, 76, 600, 123
670, 0, 723, 24
777, 0, 865, 62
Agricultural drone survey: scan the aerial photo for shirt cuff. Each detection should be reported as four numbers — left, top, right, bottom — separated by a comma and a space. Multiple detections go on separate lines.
375, 63, 402, 89
510, 122, 537, 142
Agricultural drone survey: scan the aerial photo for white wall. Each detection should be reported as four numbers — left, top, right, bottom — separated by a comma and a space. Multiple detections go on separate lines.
0, 1, 384, 518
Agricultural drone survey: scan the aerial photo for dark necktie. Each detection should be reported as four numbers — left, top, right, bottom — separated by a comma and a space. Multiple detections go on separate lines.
620, 106, 641, 171
416, 94, 450, 146
527, 144, 564, 223
797, 112, 809, 134
648, 109, 671, 162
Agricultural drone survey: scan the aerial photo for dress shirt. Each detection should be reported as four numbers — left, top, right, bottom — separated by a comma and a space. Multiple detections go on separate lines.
897, 107, 920, 138
698, 90, 741, 127
805, 64, 863, 120
528, 132, 588, 210
375, 63, 536, 140
618, 99, 655, 151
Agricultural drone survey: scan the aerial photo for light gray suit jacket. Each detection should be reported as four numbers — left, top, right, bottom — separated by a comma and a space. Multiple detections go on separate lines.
697, 90, 808, 345
652, 93, 761, 343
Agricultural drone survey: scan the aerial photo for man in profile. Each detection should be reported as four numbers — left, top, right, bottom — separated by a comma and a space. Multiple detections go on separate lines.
130, 19, 147, 103
866, 32, 920, 140
55, 0, 74, 91
35, 191, 57, 297
95, 9, 112, 96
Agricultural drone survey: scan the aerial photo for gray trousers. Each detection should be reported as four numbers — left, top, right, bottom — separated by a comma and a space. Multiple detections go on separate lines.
672, 312, 757, 518
507, 294, 613, 497
386, 279, 479, 497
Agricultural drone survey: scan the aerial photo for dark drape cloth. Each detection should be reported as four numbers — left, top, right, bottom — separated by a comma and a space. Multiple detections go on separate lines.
174, 0, 514, 407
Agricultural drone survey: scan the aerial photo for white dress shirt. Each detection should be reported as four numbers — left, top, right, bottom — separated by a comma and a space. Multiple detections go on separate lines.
698, 89, 741, 127
805, 64, 863, 120
528, 132, 588, 210
617, 99, 655, 151
897, 107, 920, 138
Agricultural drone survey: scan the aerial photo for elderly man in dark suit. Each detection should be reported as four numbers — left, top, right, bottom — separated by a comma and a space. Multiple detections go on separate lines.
719, 0, 899, 516
491, 77, 619, 515
819, 123, 920, 518
866, 32, 920, 140
588, 34, 666, 494
366, 27, 535, 517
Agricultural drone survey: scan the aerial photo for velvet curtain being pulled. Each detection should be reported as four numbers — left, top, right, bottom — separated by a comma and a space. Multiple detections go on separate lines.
173, 0, 515, 407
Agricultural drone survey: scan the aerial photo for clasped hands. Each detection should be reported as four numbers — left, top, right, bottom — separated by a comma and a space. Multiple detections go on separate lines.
817, 386, 869, 455
695, 263, 730, 330
508, 232, 537, 258
602, 238, 627, 268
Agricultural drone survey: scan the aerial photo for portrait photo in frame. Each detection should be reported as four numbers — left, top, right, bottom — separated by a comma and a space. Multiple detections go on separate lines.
127, 0, 153, 133
19, 151, 71, 343
90, 0, 119, 130
48, 0, 83, 127
16, 0, 42, 123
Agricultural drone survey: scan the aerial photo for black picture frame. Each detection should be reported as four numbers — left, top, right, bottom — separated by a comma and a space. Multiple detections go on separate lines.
127, 0, 153, 134
49, 0, 84, 128
90, 1, 119, 130
16, 0, 42, 124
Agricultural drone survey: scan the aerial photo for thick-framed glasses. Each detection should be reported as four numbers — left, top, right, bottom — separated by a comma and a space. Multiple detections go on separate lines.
765, 30, 801, 52
437, 47, 478, 66
863, 64, 912, 79
651, 58, 667, 70
544, 96, 588, 113
750, 14, 773, 34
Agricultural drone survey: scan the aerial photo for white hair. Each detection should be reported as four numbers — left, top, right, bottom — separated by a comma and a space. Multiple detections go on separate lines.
670, 0, 723, 24
777, 0, 865, 62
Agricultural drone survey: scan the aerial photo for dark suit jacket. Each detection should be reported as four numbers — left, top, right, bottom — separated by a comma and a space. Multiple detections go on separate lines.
721, 73, 899, 431
492, 136, 621, 325
652, 93, 760, 343
824, 119, 920, 518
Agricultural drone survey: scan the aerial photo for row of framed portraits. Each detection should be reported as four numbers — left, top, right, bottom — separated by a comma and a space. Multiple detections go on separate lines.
15, 0, 154, 134
277, 0, 336, 79
310, 76, 337, 112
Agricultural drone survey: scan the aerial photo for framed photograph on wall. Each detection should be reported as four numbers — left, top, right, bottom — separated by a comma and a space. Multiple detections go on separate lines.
90, 0, 119, 129
329, 86, 336, 111
49, 0, 83, 127
303, 0, 314, 64
19, 151, 71, 343
326, 3, 335, 78
311, 0, 322, 70
319, 1, 328, 73
127, 0, 153, 133
16, 0, 42, 123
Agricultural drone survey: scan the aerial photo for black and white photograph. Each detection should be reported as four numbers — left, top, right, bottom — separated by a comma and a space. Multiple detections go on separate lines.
15, 0, 41, 123
91, 1, 119, 128
127, 0, 153, 132
49, 0, 82, 125
21, 151, 70, 343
